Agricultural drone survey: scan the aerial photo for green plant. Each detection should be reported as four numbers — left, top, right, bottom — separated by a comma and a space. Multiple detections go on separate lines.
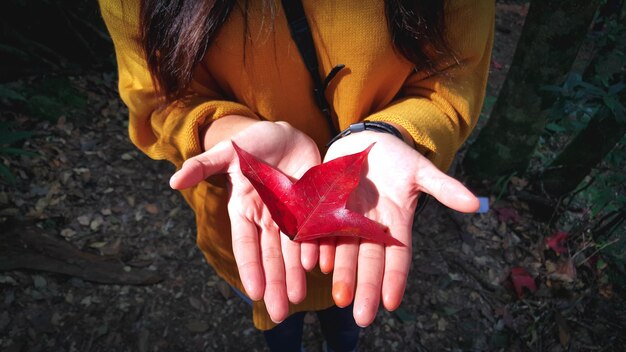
0, 122, 37, 185
542, 74, 625, 134
0, 77, 87, 122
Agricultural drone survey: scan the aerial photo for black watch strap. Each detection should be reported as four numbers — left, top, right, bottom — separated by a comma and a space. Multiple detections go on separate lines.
326, 121, 404, 147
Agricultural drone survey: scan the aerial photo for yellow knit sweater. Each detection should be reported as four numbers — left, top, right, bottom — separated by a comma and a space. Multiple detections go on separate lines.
100, 0, 494, 330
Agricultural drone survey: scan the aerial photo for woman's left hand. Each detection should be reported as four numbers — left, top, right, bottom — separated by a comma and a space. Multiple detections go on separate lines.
324, 130, 479, 327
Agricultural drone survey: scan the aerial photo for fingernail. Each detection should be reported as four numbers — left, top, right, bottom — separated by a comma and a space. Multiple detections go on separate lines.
169, 172, 180, 188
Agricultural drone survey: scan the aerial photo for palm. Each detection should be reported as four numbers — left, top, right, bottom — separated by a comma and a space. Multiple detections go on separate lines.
325, 131, 478, 326
171, 121, 321, 322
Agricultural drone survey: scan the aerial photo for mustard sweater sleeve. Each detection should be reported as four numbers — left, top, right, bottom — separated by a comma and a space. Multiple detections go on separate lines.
367, 0, 495, 171
99, 0, 257, 167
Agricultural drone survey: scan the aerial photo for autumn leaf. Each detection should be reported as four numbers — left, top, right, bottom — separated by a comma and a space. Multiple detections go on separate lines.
510, 267, 537, 298
495, 207, 520, 223
545, 231, 569, 254
233, 142, 403, 246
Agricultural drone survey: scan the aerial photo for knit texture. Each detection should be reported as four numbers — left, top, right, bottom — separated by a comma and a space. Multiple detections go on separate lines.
99, 0, 494, 330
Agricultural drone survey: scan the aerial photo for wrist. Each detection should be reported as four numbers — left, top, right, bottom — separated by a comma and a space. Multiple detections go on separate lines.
327, 121, 415, 148
386, 122, 415, 149
201, 115, 260, 151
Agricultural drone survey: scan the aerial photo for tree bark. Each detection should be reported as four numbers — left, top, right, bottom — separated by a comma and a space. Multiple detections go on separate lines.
0, 221, 163, 285
463, 0, 601, 180
537, 110, 626, 196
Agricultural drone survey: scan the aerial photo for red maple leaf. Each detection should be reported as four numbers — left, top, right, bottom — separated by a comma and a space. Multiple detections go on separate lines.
545, 231, 569, 254
233, 142, 403, 246
510, 267, 537, 298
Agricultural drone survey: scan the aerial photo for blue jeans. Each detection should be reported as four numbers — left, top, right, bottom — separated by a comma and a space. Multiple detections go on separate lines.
263, 304, 361, 352
232, 287, 361, 351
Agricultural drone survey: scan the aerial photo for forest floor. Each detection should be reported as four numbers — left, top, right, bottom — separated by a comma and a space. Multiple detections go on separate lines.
1, 2, 625, 351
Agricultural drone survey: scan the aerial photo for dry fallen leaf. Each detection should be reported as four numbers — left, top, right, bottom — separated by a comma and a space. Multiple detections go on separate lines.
548, 259, 576, 283
60, 228, 76, 239
90, 215, 104, 231
144, 203, 159, 215
77, 215, 91, 226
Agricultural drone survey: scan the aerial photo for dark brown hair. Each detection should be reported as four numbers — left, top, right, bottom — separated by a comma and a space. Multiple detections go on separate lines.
140, 0, 451, 101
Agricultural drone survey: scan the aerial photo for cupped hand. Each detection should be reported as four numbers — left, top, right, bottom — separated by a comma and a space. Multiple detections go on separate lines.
169, 121, 322, 323
324, 131, 479, 327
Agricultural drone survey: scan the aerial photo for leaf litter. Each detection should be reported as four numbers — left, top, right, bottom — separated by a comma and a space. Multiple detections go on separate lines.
1, 5, 624, 350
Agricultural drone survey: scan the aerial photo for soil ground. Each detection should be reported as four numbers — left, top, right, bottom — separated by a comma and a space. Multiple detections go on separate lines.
1, 2, 624, 351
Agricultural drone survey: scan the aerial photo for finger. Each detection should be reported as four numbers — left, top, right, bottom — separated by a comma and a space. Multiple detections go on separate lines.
332, 237, 359, 308
281, 233, 306, 304
170, 140, 234, 189
319, 237, 336, 274
353, 241, 384, 327
230, 213, 264, 301
260, 219, 289, 323
381, 227, 412, 311
415, 162, 479, 213
300, 240, 319, 272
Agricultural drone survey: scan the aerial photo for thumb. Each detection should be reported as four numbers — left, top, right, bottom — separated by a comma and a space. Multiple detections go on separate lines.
170, 140, 235, 190
415, 163, 479, 213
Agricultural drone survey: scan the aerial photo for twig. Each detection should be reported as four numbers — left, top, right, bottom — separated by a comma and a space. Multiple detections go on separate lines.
0, 220, 163, 285
574, 238, 620, 265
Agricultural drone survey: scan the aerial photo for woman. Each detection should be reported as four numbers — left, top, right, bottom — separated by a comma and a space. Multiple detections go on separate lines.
100, 0, 493, 350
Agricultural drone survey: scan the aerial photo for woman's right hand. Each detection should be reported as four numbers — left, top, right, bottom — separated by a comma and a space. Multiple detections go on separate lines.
169, 119, 321, 323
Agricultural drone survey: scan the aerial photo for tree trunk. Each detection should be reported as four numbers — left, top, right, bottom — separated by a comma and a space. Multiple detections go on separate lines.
463, 0, 600, 180
536, 2, 626, 197
537, 110, 626, 196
